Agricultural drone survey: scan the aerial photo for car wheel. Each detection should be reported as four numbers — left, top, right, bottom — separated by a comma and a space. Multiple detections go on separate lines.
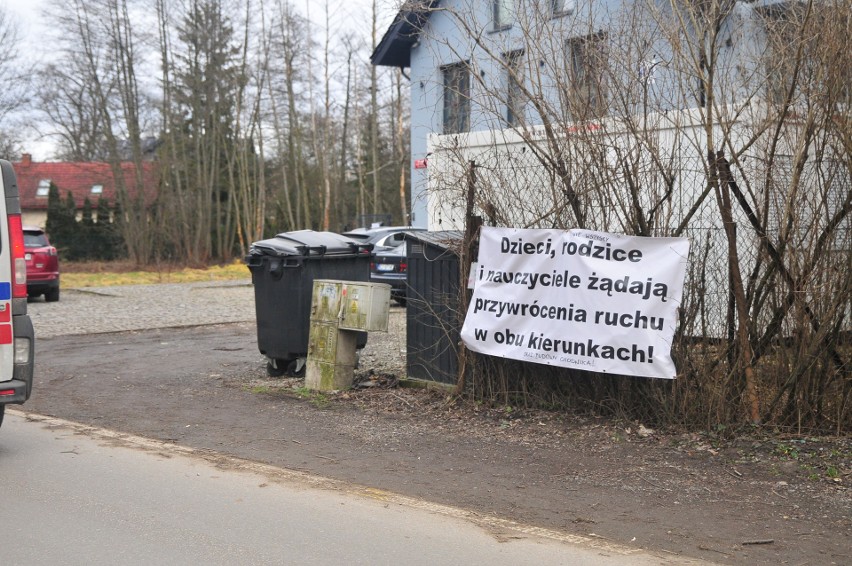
393, 297, 407, 307
45, 287, 60, 302
0, 404, 5, 429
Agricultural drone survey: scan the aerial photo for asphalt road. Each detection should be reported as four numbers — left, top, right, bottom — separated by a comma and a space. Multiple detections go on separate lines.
19, 280, 846, 566
0, 411, 695, 566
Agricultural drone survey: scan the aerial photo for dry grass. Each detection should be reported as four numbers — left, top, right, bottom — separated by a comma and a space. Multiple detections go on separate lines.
61, 260, 251, 288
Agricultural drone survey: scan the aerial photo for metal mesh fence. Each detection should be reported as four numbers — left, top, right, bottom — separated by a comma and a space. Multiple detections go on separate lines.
423, 127, 851, 432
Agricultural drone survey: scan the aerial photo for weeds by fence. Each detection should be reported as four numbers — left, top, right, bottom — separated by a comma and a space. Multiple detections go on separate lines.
423, 120, 850, 435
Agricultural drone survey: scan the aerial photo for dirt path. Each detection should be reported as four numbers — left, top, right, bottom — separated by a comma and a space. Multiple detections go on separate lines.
21, 321, 850, 565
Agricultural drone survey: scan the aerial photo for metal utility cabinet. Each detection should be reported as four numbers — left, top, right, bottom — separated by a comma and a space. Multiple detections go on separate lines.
306, 280, 391, 391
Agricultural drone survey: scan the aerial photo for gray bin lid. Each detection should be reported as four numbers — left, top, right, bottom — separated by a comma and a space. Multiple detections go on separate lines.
249, 230, 371, 258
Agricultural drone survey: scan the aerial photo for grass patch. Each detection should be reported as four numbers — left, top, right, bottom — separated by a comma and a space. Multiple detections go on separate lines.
294, 386, 332, 409
245, 384, 292, 398
245, 383, 332, 409
62, 260, 250, 288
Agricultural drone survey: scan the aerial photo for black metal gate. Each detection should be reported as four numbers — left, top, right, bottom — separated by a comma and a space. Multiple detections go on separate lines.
404, 231, 463, 385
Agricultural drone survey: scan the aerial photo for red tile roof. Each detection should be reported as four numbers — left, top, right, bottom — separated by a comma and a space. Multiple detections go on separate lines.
13, 154, 158, 210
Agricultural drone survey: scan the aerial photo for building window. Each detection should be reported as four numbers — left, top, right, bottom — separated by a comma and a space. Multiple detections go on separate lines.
505, 50, 525, 126
841, 71, 852, 109
762, 6, 851, 111
91, 184, 103, 195
551, 0, 573, 17
565, 32, 608, 120
493, 0, 514, 30
760, 4, 801, 106
36, 179, 51, 197
443, 62, 470, 134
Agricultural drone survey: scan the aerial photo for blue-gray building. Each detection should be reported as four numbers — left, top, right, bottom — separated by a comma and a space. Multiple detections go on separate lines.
371, 0, 834, 229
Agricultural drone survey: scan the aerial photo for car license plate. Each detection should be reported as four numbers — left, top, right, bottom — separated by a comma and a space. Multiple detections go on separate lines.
376, 264, 395, 272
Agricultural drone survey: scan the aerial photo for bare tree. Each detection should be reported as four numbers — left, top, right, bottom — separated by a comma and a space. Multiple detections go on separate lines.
266, 0, 311, 231
370, 0, 381, 215
228, 0, 269, 254
417, 0, 851, 430
0, 8, 31, 157
44, 0, 154, 263
37, 62, 110, 161
37, 0, 407, 257
157, 0, 244, 263
393, 68, 409, 224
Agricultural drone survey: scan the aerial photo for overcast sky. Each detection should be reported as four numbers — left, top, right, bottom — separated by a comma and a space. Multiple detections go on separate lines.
3, 0, 46, 65
3, 0, 41, 26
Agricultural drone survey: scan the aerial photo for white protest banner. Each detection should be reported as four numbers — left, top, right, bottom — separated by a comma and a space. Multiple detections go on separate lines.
460, 227, 690, 379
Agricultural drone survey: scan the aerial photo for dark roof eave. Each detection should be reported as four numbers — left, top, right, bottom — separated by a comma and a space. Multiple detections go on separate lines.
370, 1, 438, 68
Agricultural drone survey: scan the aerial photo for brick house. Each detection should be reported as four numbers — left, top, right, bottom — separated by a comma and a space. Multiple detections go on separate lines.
12, 153, 158, 228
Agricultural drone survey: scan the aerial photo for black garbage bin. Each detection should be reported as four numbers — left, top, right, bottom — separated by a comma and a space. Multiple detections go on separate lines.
246, 230, 373, 376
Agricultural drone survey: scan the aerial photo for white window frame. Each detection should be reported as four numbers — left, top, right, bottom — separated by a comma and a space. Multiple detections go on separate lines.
505, 50, 525, 127
36, 179, 51, 197
493, 0, 514, 30
551, 0, 574, 17
442, 62, 470, 134
565, 32, 609, 119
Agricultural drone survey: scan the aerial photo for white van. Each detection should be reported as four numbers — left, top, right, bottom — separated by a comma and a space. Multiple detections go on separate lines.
0, 160, 34, 429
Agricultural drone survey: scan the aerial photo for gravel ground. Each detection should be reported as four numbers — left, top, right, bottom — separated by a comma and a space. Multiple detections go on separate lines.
27, 279, 407, 374
28, 280, 258, 338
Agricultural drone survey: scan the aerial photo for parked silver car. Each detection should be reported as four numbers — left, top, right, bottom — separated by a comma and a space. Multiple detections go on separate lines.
342, 226, 425, 306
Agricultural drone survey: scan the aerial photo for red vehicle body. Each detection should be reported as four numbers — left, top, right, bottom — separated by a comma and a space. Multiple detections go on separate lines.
23, 226, 60, 302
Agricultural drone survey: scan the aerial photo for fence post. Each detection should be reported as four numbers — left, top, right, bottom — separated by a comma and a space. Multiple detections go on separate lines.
456, 160, 481, 395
